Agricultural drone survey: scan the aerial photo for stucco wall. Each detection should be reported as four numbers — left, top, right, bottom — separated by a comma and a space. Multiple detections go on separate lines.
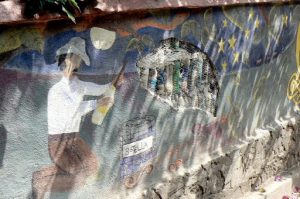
0, 3, 300, 198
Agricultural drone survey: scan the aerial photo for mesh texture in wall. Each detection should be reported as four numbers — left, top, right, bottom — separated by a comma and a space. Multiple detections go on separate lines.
137, 38, 219, 116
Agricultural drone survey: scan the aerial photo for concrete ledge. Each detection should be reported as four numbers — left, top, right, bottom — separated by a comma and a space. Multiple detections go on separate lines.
142, 117, 300, 199
95, 0, 293, 12
0, 0, 295, 24
0, 0, 23, 23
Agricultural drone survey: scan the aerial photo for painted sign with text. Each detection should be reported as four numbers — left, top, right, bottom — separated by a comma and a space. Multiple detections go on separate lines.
119, 116, 156, 188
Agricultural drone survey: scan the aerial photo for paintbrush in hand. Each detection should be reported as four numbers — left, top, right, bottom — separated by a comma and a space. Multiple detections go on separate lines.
92, 61, 126, 125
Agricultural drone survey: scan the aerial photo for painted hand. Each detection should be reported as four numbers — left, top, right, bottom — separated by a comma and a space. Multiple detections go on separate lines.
116, 74, 124, 87
97, 97, 113, 106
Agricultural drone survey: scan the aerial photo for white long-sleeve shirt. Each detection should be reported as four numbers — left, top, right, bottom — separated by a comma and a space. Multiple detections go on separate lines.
48, 76, 111, 135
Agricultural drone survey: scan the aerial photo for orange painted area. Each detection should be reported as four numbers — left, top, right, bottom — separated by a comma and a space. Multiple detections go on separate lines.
116, 12, 190, 37
116, 29, 132, 37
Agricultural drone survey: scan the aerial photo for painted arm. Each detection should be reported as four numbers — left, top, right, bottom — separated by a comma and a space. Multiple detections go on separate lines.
81, 80, 112, 96
77, 100, 98, 116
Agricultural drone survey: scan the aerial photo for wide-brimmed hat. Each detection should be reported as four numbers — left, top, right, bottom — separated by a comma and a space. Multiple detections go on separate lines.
56, 37, 90, 66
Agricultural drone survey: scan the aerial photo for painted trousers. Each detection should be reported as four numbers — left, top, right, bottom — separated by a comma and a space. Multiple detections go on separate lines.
32, 132, 99, 198
48, 132, 98, 175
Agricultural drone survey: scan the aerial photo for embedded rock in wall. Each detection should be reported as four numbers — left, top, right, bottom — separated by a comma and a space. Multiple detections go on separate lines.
142, 120, 300, 199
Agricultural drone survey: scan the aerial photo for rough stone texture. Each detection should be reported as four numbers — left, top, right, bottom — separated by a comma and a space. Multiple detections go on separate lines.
142, 118, 300, 199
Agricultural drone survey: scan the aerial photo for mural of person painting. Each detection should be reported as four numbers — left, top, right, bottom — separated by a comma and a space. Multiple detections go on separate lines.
32, 37, 123, 198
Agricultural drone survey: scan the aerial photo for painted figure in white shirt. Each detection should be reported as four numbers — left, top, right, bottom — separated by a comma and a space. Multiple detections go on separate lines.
32, 37, 120, 199
47, 53, 113, 135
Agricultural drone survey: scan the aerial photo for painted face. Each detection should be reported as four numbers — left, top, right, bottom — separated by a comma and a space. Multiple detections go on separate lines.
66, 53, 82, 69
64, 54, 82, 78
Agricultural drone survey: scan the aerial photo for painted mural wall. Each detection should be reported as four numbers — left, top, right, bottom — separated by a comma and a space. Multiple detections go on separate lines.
0, 3, 300, 198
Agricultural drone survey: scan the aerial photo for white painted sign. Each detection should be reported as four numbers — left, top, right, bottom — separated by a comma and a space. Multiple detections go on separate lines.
123, 136, 153, 157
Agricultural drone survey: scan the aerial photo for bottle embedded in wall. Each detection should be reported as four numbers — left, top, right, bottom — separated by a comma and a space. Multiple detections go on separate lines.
181, 59, 189, 94
148, 68, 157, 92
140, 67, 149, 88
173, 60, 181, 94
188, 60, 198, 107
165, 64, 173, 97
197, 58, 203, 88
172, 60, 181, 107
197, 58, 203, 108
180, 60, 189, 107
156, 68, 165, 96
